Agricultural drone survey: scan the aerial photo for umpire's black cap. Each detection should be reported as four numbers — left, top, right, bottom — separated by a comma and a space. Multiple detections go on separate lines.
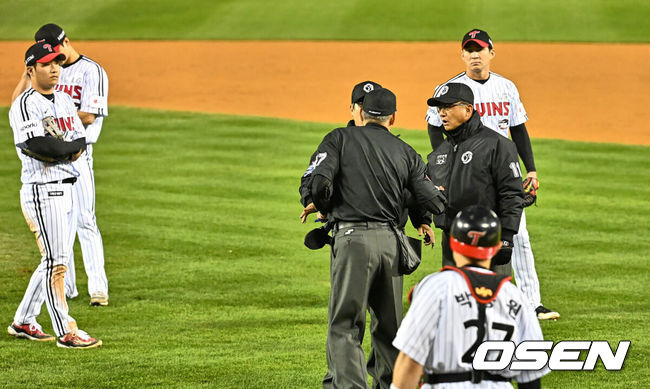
25, 41, 66, 67
351, 81, 382, 104
450, 205, 502, 260
427, 83, 474, 107
462, 29, 493, 49
362, 88, 396, 116
35, 23, 66, 48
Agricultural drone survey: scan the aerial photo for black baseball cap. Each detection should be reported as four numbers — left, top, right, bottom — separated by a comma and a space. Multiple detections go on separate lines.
351, 81, 382, 104
427, 83, 474, 107
363, 88, 396, 116
25, 41, 66, 66
35, 23, 66, 48
462, 29, 493, 49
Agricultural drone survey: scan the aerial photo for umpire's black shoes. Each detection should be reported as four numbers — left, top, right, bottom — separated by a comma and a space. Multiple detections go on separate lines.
536, 305, 560, 320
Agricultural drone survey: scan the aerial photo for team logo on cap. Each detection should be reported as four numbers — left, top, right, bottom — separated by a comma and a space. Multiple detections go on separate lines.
467, 230, 486, 245
363, 83, 375, 93
461, 151, 473, 164
437, 85, 449, 97
468, 30, 481, 38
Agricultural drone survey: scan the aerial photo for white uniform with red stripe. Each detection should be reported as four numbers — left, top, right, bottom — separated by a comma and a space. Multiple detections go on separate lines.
9, 88, 86, 337
426, 73, 543, 309
54, 55, 109, 299
393, 266, 549, 388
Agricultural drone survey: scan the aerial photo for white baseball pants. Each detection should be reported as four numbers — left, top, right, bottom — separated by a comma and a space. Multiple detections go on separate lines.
14, 182, 78, 337
65, 145, 108, 298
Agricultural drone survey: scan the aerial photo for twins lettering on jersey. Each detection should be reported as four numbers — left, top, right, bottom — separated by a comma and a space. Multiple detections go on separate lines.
55, 84, 82, 106
54, 116, 78, 132
475, 101, 510, 117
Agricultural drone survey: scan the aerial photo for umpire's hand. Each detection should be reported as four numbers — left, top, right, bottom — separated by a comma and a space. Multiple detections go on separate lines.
300, 202, 317, 223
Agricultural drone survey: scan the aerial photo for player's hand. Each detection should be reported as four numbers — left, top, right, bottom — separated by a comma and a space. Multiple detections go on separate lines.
300, 202, 317, 224
69, 149, 83, 162
316, 212, 327, 222
492, 240, 513, 265
417, 224, 435, 246
526, 171, 537, 180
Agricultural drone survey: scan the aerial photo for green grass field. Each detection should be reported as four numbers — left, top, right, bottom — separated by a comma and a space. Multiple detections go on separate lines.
0, 107, 648, 387
0, 0, 648, 42
1, 1, 648, 386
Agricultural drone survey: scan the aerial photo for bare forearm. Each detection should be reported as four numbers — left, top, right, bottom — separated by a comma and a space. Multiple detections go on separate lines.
78, 111, 96, 126
392, 352, 423, 389
11, 72, 30, 103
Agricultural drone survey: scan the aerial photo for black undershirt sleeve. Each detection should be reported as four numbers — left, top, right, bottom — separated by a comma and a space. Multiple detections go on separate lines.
24, 137, 86, 161
509, 123, 536, 172
427, 123, 445, 151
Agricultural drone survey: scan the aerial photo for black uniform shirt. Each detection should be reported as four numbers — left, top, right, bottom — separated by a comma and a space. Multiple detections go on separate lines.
310, 122, 444, 224
426, 112, 524, 240
301, 121, 432, 228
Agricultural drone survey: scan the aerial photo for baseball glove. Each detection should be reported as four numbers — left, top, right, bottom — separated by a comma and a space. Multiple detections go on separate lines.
42, 116, 64, 140
522, 177, 539, 207
21, 148, 58, 163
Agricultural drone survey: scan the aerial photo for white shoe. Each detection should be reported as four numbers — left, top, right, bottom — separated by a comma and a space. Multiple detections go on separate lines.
90, 292, 108, 306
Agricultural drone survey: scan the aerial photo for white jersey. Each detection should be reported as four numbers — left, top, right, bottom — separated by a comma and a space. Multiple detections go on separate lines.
393, 267, 549, 388
55, 55, 108, 144
426, 72, 527, 138
10, 88, 86, 184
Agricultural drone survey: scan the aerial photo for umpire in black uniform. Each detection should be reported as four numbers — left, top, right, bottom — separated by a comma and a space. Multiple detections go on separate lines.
300, 81, 435, 243
309, 88, 446, 389
425, 83, 524, 272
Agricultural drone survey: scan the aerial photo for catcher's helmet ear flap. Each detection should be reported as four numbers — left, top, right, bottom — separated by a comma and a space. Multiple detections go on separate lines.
449, 205, 502, 260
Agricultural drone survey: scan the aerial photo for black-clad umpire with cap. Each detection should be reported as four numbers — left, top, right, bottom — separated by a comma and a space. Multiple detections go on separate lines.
308, 88, 446, 388
425, 83, 524, 274
300, 80, 383, 219
300, 81, 435, 245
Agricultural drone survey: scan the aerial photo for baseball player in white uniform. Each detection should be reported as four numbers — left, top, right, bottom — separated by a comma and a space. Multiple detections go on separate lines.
13, 23, 110, 306
392, 206, 548, 388
7, 41, 102, 348
425, 29, 559, 320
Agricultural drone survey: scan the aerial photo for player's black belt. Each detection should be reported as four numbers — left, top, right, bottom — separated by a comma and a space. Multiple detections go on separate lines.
334, 221, 391, 232
425, 371, 510, 384
45, 177, 77, 185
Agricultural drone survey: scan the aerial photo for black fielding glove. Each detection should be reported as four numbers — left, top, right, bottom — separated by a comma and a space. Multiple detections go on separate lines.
304, 226, 332, 250
492, 240, 513, 265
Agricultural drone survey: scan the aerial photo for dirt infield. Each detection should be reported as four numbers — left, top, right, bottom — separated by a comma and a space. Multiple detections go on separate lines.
1, 41, 648, 145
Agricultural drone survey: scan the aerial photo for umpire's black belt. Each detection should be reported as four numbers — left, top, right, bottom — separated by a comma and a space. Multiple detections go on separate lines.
425, 371, 510, 384
334, 221, 391, 232
44, 177, 77, 185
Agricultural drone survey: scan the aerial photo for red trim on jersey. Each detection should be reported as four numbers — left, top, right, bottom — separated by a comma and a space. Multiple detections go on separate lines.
442, 266, 512, 304
449, 237, 502, 260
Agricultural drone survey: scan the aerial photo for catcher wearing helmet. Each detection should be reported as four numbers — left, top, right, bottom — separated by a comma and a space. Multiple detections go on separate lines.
392, 205, 549, 388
